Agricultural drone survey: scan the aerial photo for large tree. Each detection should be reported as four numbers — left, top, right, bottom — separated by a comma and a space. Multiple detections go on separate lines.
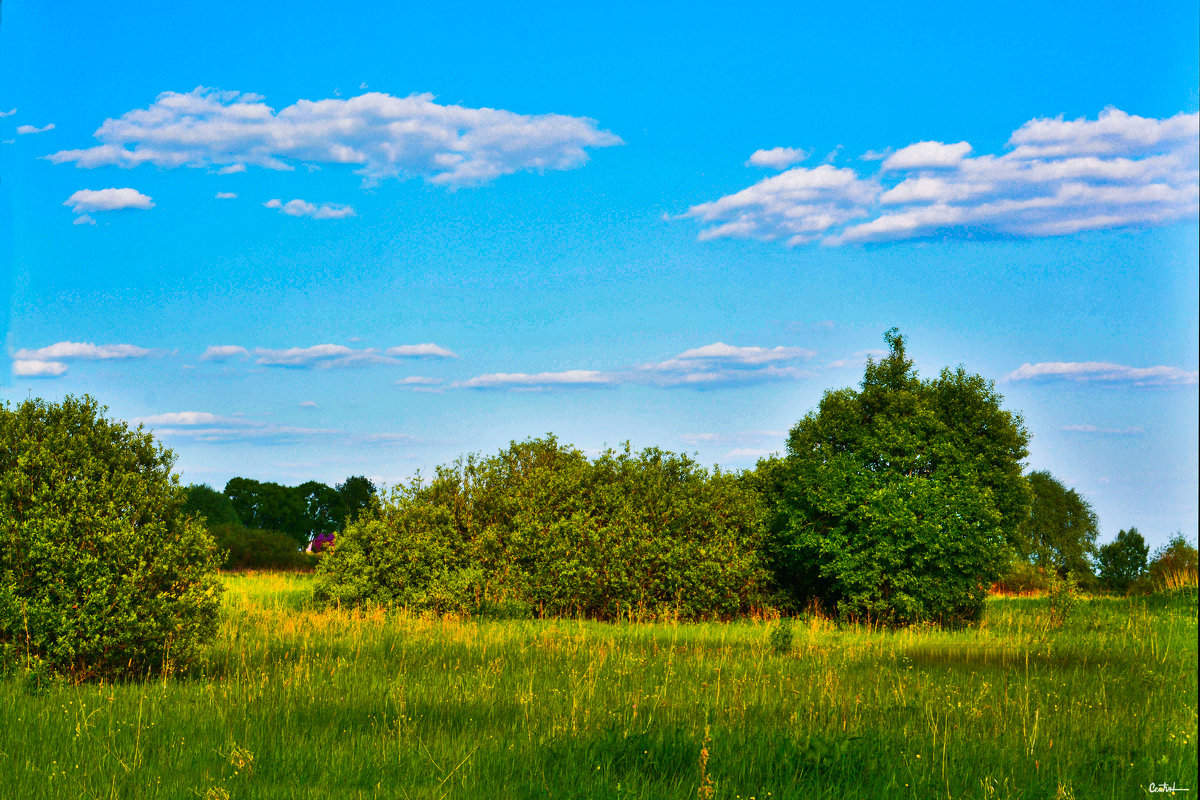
773, 329, 1031, 624
1017, 471, 1099, 578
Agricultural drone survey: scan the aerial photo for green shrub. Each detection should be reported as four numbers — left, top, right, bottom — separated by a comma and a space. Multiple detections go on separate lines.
992, 560, 1052, 594
315, 437, 773, 619
0, 396, 222, 681
210, 524, 315, 571
1147, 532, 1199, 592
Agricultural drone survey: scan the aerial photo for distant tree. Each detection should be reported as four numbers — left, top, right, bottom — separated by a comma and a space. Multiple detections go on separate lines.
1095, 528, 1149, 592
0, 396, 221, 681
182, 484, 240, 527
337, 475, 380, 526
771, 329, 1031, 624
1148, 532, 1199, 589
1018, 471, 1099, 579
297, 480, 345, 540
224, 478, 309, 547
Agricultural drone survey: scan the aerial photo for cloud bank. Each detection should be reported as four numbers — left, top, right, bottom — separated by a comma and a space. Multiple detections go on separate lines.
264, 198, 355, 219
11, 341, 155, 378
203, 342, 458, 369
1006, 360, 1198, 387
48, 87, 623, 186
455, 342, 816, 391
688, 108, 1199, 245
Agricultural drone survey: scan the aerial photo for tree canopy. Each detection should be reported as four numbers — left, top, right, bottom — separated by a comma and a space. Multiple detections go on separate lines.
771, 329, 1031, 624
1095, 527, 1148, 592
1017, 471, 1099, 578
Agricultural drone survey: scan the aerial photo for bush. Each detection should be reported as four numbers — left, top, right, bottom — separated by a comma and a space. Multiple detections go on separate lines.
0, 396, 222, 681
992, 561, 1053, 595
315, 437, 773, 619
210, 524, 315, 571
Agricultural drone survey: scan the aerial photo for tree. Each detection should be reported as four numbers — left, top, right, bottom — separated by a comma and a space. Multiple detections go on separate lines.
1017, 471, 1099, 579
773, 329, 1031, 624
0, 396, 222, 681
1148, 532, 1199, 589
337, 475, 380, 526
182, 483, 240, 527
1095, 527, 1149, 592
224, 477, 346, 548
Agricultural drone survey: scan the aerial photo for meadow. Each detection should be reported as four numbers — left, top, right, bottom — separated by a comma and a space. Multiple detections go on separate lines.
0, 574, 1195, 800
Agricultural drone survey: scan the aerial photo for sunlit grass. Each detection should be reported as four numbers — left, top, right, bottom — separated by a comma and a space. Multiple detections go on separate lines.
1, 573, 1195, 799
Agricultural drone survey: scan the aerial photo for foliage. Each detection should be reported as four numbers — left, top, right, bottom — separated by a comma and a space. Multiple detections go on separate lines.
336, 475, 380, 525
224, 477, 315, 548
1147, 532, 1199, 591
1046, 571, 1079, 626
771, 329, 1031, 625
211, 524, 314, 571
1017, 471, 1099, 579
768, 618, 793, 654
1095, 528, 1149, 592
992, 560, 1052, 595
315, 436, 773, 619
183, 483, 241, 527
0, 395, 221, 681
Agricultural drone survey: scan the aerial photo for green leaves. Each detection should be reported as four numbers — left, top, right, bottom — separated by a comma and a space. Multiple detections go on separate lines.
314, 437, 773, 620
773, 330, 1030, 624
0, 395, 222, 681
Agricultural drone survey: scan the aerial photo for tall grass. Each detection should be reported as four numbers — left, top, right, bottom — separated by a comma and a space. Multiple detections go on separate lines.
1, 572, 1195, 799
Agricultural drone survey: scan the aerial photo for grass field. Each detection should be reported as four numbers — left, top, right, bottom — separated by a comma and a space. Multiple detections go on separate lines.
1, 573, 1195, 799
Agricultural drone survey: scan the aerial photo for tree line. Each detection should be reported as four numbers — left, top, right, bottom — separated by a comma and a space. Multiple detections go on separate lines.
182, 475, 380, 568
3, 330, 1196, 681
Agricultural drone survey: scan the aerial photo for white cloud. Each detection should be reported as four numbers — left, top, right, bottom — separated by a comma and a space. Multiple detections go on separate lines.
688, 107, 1200, 246
254, 344, 385, 367
723, 448, 774, 460
14, 341, 153, 360
1062, 424, 1145, 435
48, 87, 622, 187
385, 343, 457, 358
1006, 361, 1199, 387
73, 214, 96, 226
264, 198, 354, 219
11, 342, 154, 378
0, 108, 15, 117
453, 370, 615, 390
215, 191, 237, 199
883, 140, 972, 170
642, 342, 816, 385
12, 359, 68, 377
827, 349, 889, 369
395, 376, 443, 385
201, 345, 249, 361
16, 123, 54, 135
299, 400, 318, 408
135, 410, 338, 443
217, 163, 246, 174
747, 147, 808, 169
682, 430, 785, 447
64, 188, 154, 213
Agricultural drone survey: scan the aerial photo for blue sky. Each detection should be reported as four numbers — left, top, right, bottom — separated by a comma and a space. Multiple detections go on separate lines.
3, 0, 1197, 549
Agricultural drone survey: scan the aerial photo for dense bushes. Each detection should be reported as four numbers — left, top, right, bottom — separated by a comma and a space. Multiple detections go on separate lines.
0, 396, 221, 681
315, 437, 773, 620
210, 524, 315, 571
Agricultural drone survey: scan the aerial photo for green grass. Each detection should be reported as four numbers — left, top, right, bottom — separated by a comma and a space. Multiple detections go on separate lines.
1, 574, 1195, 799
